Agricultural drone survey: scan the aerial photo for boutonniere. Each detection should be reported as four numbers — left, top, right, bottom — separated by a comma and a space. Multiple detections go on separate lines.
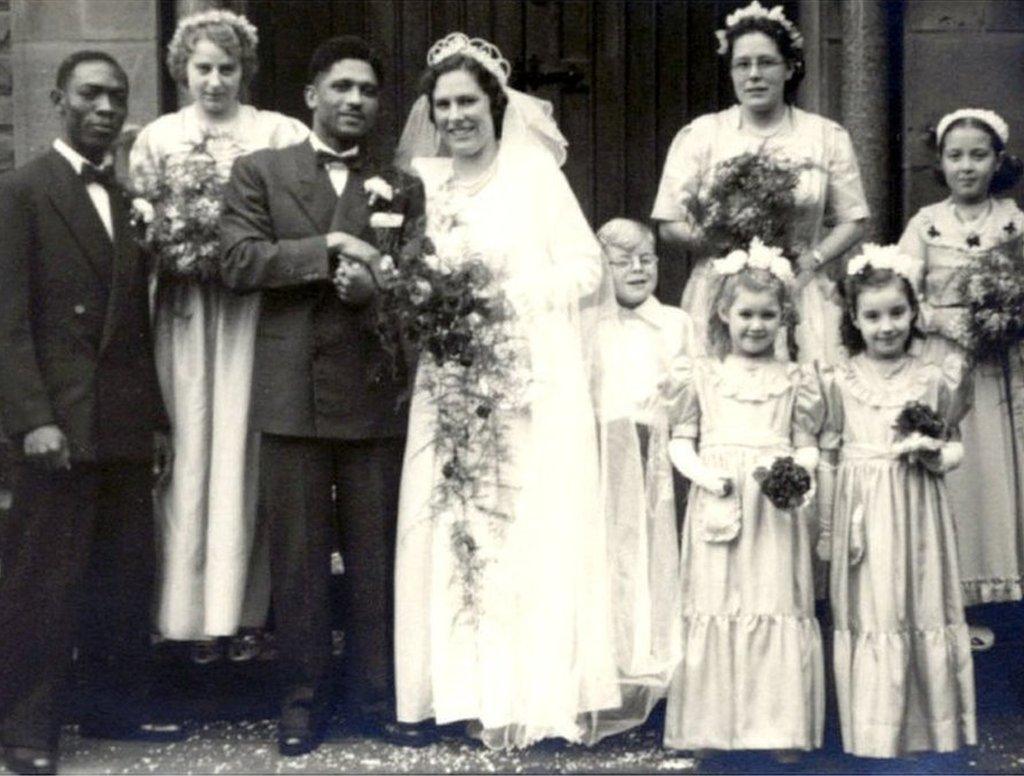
131, 197, 155, 226
365, 176, 395, 208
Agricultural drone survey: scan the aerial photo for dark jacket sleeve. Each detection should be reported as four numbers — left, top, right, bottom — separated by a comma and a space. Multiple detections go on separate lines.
219, 152, 333, 292
0, 173, 56, 438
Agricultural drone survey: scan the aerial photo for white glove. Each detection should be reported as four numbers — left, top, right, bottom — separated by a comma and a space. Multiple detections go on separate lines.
793, 446, 820, 472
669, 438, 733, 497
922, 440, 964, 475
815, 462, 836, 562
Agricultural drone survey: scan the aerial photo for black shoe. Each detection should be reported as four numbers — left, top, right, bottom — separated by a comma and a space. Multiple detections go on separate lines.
79, 718, 186, 743
278, 703, 327, 757
2, 746, 57, 775
373, 719, 438, 748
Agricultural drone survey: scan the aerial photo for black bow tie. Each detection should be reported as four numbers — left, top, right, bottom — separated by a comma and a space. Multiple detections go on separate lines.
80, 163, 116, 188
316, 148, 362, 170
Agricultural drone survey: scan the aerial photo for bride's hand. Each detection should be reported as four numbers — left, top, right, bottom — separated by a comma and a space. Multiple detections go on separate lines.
334, 259, 375, 305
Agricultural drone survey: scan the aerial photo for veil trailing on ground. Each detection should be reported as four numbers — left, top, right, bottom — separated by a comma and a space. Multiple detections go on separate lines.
394, 32, 679, 747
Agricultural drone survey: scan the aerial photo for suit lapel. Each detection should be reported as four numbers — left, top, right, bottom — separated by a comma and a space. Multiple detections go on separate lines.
290, 142, 339, 234
98, 189, 138, 355
44, 151, 114, 286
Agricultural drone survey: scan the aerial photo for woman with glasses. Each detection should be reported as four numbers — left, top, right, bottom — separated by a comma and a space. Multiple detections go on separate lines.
651, 1, 869, 365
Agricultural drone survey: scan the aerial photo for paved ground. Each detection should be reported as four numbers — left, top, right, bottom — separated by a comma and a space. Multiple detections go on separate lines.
4, 604, 1024, 774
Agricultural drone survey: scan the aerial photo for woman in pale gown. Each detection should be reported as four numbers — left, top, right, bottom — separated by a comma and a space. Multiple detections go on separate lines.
651, 1, 869, 365
393, 33, 650, 748
130, 9, 308, 660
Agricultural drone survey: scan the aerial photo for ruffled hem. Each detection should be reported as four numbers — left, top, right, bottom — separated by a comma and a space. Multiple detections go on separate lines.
664, 612, 824, 750
961, 577, 1023, 605
834, 625, 976, 758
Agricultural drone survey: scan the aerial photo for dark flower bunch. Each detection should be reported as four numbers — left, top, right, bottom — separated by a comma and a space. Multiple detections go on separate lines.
753, 456, 812, 511
130, 136, 226, 282
892, 401, 948, 441
688, 150, 810, 261
956, 243, 1024, 364
374, 237, 514, 373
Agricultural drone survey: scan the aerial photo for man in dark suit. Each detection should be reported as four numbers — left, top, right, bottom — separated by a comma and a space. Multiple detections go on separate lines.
0, 52, 183, 774
220, 36, 427, 755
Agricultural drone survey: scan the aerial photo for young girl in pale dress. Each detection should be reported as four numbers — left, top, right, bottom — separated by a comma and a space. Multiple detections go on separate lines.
818, 246, 976, 757
663, 240, 824, 760
130, 10, 308, 660
897, 109, 1024, 650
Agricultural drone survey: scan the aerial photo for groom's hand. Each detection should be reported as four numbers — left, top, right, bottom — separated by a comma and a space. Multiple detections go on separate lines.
326, 231, 380, 263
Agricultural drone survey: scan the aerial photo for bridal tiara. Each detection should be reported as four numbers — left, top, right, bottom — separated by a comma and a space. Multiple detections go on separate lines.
715, 1, 804, 56
846, 244, 921, 283
936, 108, 1009, 146
426, 32, 512, 87
712, 237, 795, 287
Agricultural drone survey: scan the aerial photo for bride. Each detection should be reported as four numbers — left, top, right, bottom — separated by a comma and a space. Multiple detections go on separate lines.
393, 34, 652, 748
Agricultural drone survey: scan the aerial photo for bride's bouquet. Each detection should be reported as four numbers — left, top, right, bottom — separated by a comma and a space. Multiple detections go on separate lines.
687, 150, 810, 260
956, 245, 1024, 363
130, 136, 226, 282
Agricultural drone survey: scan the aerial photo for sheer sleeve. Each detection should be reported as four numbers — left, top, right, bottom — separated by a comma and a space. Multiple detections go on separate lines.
825, 123, 870, 224
650, 117, 713, 223
817, 365, 844, 453
541, 153, 603, 298
937, 353, 973, 431
663, 355, 700, 439
266, 111, 310, 148
128, 119, 164, 193
898, 210, 929, 291
792, 364, 826, 448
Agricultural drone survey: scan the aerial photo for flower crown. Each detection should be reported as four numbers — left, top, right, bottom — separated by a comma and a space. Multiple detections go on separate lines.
936, 108, 1009, 146
713, 237, 795, 286
846, 244, 921, 283
715, 1, 804, 56
427, 32, 511, 87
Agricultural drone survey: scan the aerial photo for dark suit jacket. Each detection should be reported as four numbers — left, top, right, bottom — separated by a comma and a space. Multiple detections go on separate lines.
220, 140, 424, 440
0, 149, 165, 462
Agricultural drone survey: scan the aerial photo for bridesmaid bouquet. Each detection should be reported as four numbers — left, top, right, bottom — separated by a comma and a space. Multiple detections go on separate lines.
688, 150, 810, 260
753, 456, 812, 510
956, 247, 1024, 363
130, 137, 226, 282
892, 401, 948, 463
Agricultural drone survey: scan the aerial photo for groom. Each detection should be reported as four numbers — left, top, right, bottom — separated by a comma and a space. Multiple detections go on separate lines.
220, 36, 427, 755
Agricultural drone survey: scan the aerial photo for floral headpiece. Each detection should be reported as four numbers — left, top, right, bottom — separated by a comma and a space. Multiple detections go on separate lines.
846, 243, 921, 283
169, 8, 259, 52
713, 237, 795, 286
715, 1, 804, 56
936, 108, 1009, 146
427, 32, 511, 87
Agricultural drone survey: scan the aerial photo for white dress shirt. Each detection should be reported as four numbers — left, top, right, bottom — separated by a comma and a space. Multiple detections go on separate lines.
619, 296, 696, 424
308, 133, 359, 196
53, 138, 114, 240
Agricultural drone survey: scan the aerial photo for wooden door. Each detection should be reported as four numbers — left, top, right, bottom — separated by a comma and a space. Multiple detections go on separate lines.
246, 0, 796, 301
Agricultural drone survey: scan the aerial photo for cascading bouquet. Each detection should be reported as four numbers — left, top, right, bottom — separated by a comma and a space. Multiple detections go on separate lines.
753, 456, 812, 511
130, 136, 226, 282
955, 244, 1024, 364
687, 150, 811, 261
374, 236, 529, 621
891, 400, 949, 464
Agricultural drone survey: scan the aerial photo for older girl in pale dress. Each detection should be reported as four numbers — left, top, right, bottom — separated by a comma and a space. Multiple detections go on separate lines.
663, 246, 824, 760
818, 250, 975, 758
652, 1, 868, 365
898, 109, 1024, 649
130, 10, 308, 658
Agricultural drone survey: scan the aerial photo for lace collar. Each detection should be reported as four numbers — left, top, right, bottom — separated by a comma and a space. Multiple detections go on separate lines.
839, 354, 931, 408
703, 355, 800, 402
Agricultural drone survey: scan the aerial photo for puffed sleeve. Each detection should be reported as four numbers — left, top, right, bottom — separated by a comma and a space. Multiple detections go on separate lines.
266, 111, 310, 148
897, 210, 929, 288
825, 123, 870, 224
128, 118, 163, 192
817, 365, 844, 452
936, 353, 973, 431
650, 117, 713, 223
662, 355, 701, 439
792, 364, 826, 448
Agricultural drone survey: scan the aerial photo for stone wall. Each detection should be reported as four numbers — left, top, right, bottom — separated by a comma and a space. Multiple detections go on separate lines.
10, 0, 160, 167
1, 0, 12, 173
903, 0, 1024, 219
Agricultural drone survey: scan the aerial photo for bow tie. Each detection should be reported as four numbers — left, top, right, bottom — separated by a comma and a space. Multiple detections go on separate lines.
80, 163, 116, 188
316, 148, 362, 170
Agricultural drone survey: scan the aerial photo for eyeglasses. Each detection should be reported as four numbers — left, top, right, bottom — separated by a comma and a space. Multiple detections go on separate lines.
730, 57, 786, 74
608, 253, 658, 270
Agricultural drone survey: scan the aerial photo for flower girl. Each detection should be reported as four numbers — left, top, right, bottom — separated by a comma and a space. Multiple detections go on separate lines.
818, 245, 976, 758
663, 238, 824, 759
898, 109, 1024, 648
